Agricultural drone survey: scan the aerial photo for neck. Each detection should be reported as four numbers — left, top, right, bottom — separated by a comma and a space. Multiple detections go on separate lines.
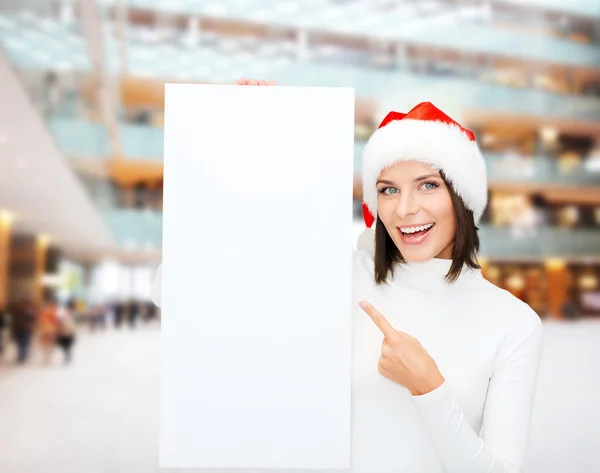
390, 257, 481, 291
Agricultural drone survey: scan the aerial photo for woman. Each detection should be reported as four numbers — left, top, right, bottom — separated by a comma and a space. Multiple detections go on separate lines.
152, 78, 544, 473
38, 298, 60, 365
56, 300, 77, 364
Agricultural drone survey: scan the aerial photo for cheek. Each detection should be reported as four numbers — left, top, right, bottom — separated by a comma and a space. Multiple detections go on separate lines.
376, 196, 394, 222
434, 194, 456, 237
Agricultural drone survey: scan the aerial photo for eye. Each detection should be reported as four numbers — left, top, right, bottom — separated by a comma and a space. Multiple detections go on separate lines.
420, 181, 439, 191
378, 186, 399, 195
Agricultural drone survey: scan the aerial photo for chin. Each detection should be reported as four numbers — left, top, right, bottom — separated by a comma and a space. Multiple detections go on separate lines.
395, 242, 440, 262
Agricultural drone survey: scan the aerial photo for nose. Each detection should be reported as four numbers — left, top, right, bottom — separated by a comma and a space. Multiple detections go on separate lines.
394, 191, 420, 219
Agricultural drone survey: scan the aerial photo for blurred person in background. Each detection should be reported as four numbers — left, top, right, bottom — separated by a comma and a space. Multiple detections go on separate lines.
89, 303, 107, 331
38, 297, 59, 365
510, 195, 537, 238
43, 70, 62, 117
56, 300, 77, 364
113, 301, 125, 329
145, 300, 158, 323
126, 300, 138, 329
531, 193, 551, 227
9, 297, 36, 364
586, 142, 600, 172
561, 300, 580, 321
151, 78, 545, 473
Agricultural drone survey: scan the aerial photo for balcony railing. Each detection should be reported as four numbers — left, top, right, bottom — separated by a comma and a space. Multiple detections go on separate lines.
478, 226, 600, 259
103, 208, 163, 251
100, 208, 600, 259
125, 48, 600, 121
50, 117, 600, 187
48, 117, 109, 158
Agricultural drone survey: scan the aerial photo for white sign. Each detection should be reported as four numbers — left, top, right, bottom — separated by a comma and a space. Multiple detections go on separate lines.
160, 83, 355, 470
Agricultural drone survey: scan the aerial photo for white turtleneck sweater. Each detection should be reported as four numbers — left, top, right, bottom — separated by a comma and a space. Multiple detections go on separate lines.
151, 235, 544, 473
351, 233, 544, 473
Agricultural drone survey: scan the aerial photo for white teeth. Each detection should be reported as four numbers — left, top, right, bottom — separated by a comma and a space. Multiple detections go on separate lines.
401, 223, 434, 234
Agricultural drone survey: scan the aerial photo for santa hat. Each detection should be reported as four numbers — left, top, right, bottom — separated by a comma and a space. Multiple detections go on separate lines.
361, 102, 488, 228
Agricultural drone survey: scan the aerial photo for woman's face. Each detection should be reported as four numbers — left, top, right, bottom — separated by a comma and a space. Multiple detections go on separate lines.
376, 161, 456, 261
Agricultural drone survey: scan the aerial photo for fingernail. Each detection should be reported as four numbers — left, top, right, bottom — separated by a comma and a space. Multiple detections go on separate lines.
359, 300, 367, 309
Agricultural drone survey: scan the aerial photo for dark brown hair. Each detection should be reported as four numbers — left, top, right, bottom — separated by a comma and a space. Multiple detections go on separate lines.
373, 172, 481, 285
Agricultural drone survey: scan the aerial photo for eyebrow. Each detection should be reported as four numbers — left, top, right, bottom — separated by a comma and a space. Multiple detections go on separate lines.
376, 174, 441, 186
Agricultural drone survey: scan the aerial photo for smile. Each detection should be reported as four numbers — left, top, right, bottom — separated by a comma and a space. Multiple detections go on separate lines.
398, 223, 436, 245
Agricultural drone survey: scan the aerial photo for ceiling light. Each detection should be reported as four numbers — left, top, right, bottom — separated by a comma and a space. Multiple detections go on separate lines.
38, 234, 51, 246
0, 209, 14, 225
482, 134, 496, 145
545, 258, 566, 269
540, 127, 558, 142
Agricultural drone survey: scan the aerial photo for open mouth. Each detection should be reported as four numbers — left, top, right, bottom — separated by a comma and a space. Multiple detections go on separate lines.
398, 223, 436, 242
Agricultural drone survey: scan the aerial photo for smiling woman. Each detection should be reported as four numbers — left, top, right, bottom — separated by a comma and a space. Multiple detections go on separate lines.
352, 100, 543, 473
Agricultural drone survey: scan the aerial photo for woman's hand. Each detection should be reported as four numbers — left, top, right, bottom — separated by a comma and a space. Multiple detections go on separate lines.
359, 300, 446, 396
234, 78, 277, 86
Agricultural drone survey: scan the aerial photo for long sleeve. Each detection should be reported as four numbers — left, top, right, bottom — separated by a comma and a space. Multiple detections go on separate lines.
410, 314, 544, 473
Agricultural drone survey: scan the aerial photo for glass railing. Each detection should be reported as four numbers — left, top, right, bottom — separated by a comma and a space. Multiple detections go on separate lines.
125, 48, 600, 121
500, 0, 600, 18
0, 12, 91, 70
16, 54, 600, 125
48, 117, 109, 158
102, 208, 162, 251
50, 116, 600, 187
49, 118, 165, 160
121, 123, 164, 160
478, 226, 600, 258
484, 153, 600, 187
101, 208, 600, 258
406, 24, 600, 68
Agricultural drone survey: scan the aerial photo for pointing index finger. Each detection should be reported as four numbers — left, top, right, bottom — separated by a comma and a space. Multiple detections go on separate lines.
359, 300, 397, 339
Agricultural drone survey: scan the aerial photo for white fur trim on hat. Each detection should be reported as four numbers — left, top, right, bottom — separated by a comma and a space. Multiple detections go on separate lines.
362, 119, 488, 223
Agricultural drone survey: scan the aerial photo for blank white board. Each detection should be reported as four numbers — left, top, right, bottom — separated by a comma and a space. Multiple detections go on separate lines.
160, 83, 355, 470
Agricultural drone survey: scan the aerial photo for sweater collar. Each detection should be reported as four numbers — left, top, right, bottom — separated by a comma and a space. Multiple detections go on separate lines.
389, 257, 481, 291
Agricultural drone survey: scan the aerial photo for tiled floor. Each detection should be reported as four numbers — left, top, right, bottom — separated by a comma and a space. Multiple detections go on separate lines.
0, 320, 598, 473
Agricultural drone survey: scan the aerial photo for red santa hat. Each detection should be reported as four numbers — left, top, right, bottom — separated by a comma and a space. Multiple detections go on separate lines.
361, 102, 488, 228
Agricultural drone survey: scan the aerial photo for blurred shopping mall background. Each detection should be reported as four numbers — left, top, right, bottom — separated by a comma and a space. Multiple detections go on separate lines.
0, 1, 599, 472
